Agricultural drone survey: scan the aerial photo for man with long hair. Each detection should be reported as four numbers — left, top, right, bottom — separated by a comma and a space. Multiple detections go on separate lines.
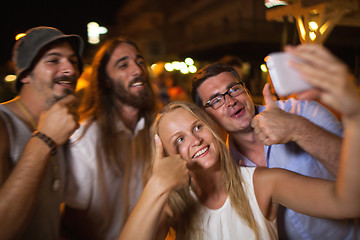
61, 38, 157, 240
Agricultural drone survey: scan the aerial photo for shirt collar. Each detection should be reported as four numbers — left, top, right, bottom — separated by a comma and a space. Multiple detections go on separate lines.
116, 117, 145, 137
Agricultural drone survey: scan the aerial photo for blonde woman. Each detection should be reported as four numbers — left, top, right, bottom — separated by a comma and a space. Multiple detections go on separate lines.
119, 45, 360, 240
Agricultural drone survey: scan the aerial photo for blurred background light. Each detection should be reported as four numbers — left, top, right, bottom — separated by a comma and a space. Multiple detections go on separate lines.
172, 61, 181, 70
164, 63, 174, 71
87, 22, 108, 44
15, 33, 26, 40
151, 63, 157, 70
310, 31, 317, 41
309, 21, 319, 31
184, 57, 194, 66
179, 65, 189, 74
188, 65, 197, 73
260, 63, 268, 72
4, 74, 16, 82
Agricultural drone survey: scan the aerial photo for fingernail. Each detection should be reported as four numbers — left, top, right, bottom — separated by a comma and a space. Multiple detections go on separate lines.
154, 134, 160, 142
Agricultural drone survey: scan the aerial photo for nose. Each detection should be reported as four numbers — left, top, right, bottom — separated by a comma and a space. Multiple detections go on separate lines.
191, 133, 203, 146
131, 60, 143, 77
61, 59, 77, 76
225, 93, 238, 107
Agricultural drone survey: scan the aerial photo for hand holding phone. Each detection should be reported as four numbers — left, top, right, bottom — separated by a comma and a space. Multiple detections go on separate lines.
265, 52, 312, 97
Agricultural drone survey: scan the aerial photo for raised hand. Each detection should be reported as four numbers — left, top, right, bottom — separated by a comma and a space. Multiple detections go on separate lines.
251, 83, 297, 145
286, 44, 360, 120
152, 134, 189, 192
37, 94, 79, 146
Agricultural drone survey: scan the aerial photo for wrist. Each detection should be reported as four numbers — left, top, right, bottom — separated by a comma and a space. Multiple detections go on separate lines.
147, 175, 173, 198
31, 131, 57, 156
288, 114, 306, 142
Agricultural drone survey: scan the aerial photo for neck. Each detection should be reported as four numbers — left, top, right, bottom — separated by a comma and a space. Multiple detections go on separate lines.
20, 87, 52, 116
230, 131, 266, 166
192, 167, 227, 209
117, 102, 140, 132
231, 129, 258, 146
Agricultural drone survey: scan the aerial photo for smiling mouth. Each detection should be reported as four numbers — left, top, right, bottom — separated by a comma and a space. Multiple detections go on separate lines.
231, 108, 244, 118
56, 80, 74, 88
192, 146, 209, 158
130, 82, 144, 87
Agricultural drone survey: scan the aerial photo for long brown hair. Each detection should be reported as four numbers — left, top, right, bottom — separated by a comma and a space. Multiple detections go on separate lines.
152, 102, 259, 239
77, 37, 156, 225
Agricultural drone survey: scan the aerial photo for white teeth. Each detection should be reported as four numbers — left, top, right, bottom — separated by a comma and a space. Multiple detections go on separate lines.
193, 146, 209, 158
57, 80, 71, 84
131, 82, 144, 87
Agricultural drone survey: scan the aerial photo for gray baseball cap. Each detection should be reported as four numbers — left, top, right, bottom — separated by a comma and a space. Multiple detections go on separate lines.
12, 26, 84, 92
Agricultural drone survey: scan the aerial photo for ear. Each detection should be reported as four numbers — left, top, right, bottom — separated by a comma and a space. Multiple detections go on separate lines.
20, 73, 31, 85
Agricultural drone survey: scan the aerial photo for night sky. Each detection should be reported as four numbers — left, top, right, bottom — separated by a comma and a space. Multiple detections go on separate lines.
0, 1, 123, 66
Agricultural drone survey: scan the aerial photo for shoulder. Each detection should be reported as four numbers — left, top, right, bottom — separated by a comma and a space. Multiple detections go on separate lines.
0, 112, 9, 146
70, 120, 99, 144
0, 109, 10, 184
276, 98, 341, 132
252, 167, 274, 186
241, 166, 285, 182
253, 166, 296, 183
240, 166, 256, 179
276, 98, 332, 116
0, 109, 10, 154
67, 121, 99, 166
252, 167, 290, 220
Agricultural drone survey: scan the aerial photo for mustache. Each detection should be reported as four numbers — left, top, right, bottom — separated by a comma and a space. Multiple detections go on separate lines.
53, 75, 77, 84
129, 76, 146, 87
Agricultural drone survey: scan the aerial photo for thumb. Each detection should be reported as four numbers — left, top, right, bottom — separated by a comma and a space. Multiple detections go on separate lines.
153, 134, 164, 170
263, 83, 278, 110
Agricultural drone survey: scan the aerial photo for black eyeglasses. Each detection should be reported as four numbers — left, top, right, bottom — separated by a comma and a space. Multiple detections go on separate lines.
204, 83, 245, 110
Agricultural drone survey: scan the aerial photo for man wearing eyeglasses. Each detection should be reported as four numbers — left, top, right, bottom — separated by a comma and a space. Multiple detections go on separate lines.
191, 62, 357, 240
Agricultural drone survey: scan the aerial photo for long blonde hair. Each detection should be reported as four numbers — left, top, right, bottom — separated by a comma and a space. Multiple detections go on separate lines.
151, 101, 259, 239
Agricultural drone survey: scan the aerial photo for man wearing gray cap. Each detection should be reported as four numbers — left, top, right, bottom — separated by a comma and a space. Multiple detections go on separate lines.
0, 26, 83, 239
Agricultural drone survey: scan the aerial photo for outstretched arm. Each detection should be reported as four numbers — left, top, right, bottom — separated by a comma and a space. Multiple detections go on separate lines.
252, 83, 342, 175
290, 43, 360, 214
119, 135, 189, 240
255, 44, 360, 220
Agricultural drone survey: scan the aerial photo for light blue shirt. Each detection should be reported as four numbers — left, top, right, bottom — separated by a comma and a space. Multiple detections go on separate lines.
229, 98, 359, 240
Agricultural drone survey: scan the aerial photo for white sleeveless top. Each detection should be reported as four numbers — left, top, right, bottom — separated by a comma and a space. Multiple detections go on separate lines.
194, 167, 278, 240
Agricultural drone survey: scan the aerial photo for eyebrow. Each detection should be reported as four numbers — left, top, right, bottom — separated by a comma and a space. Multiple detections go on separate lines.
169, 119, 200, 142
113, 56, 129, 68
44, 51, 75, 57
169, 129, 182, 143
42, 51, 78, 61
191, 120, 201, 132
207, 82, 238, 101
113, 54, 145, 68
136, 54, 144, 60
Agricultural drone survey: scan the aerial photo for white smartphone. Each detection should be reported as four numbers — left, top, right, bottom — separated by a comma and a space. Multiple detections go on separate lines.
265, 52, 312, 97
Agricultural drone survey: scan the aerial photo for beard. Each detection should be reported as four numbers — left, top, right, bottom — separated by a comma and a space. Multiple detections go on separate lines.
46, 75, 77, 106
113, 77, 153, 109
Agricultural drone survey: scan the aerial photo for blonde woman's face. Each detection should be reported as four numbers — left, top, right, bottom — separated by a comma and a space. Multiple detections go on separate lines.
158, 108, 220, 172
